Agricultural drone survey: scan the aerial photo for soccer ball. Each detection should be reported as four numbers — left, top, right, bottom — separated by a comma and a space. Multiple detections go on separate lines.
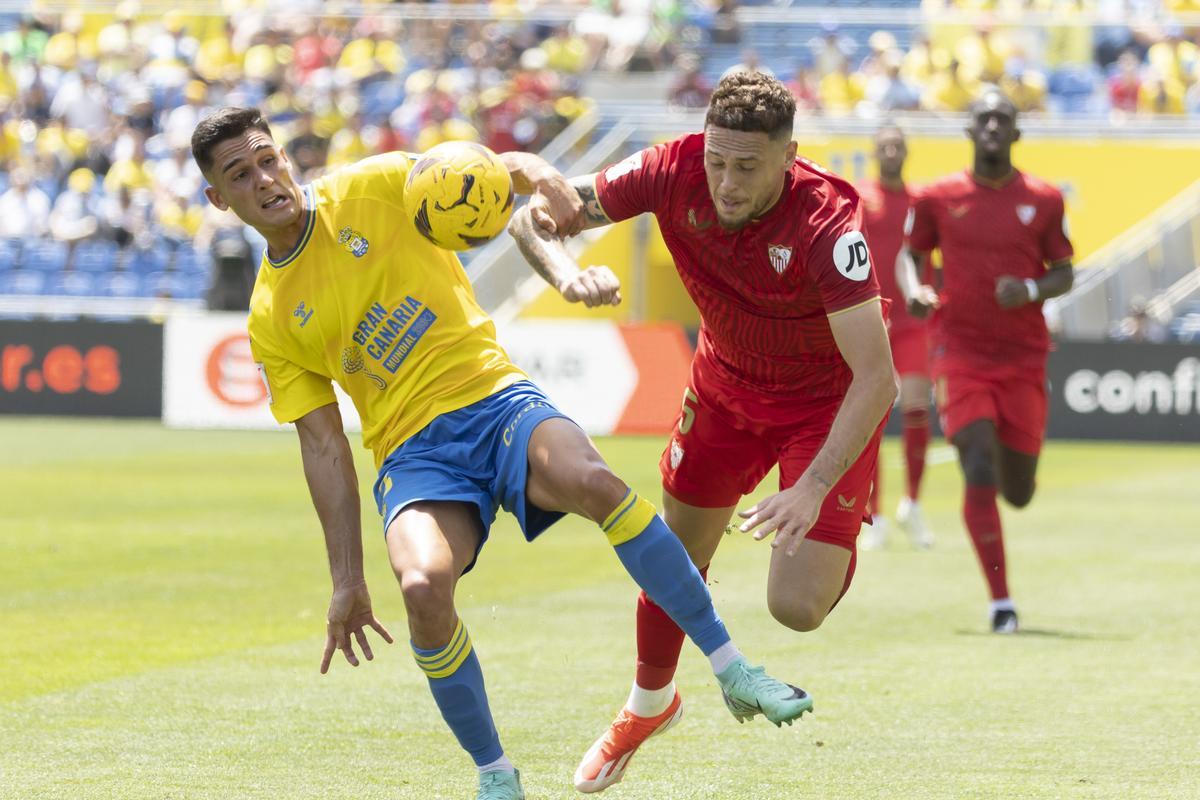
405, 140, 515, 251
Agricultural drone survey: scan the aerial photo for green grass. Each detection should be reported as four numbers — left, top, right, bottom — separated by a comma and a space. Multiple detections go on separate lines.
1, 418, 1198, 799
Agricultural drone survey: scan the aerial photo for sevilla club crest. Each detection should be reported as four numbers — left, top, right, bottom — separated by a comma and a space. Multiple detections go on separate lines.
1016, 204, 1036, 225
767, 244, 793, 275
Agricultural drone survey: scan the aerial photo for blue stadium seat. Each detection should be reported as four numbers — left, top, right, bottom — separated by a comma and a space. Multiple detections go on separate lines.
48, 270, 95, 296
22, 240, 69, 273
96, 270, 141, 298
0, 270, 47, 295
72, 239, 120, 274
127, 246, 170, 275
142, 269, 190, 299
173, 246, 208, 276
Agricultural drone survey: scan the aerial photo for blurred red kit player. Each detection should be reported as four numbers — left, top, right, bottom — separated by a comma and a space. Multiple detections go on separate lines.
508, 72, 898, 793
898, 89, 1074, 634
856, 124, 935, 550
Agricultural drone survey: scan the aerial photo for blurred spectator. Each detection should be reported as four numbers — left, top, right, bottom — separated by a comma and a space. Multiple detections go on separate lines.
1001, 60, 1047, 112
865, 50, 921, 113
668, 52, 713, 110
721, 48, 773, 80
923, 59, 977, 112
1138, 71, 1186, 115
810, 21, 856, 77
0, 165, 51, 238
101, 184, 153, 249
785, 62, 821, 113
163, 80, 212, 145
285, 110, 329, 179
542, 25, 589, 74
1108, 50, 1142, 114
50, 67, 109, 135
104, 134, 154, 195
204, 219, 257, 311
819, 58, 865, 115
49, 166, 100, 244
1, 17, 49, 63
955, 24, 1011, 84
1109, 298, 1169, 342
1147, 25, 1197, 88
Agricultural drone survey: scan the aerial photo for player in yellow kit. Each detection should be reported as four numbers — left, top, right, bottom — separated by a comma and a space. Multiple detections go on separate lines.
192, 107, 810, 800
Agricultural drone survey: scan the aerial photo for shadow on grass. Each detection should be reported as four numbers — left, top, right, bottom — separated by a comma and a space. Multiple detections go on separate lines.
953, 627, 1133, 641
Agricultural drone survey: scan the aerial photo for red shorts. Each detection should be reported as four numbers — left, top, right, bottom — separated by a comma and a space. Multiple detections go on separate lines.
659, 370, 886, 553
932, 358, 1047, 455
888, 325, 930, 378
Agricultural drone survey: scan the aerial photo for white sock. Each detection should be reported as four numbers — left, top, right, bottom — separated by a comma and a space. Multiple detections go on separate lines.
707, 641, 742, 675
478, 755, 514, 775
989, 598, 1016, 614
626, 681, 675, 717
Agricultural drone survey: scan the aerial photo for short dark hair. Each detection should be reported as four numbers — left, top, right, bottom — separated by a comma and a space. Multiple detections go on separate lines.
191, 107, 273, 174
705, 72, 795, 140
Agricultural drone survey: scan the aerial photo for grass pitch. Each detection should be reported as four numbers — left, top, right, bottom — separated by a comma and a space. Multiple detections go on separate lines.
1, 418, 1198, 800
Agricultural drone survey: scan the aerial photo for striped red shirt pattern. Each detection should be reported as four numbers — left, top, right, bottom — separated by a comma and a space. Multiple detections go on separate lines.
595, 133, 881, 397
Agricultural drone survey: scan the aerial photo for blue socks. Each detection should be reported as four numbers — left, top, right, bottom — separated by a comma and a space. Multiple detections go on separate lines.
412, 618, 503, 767
603, 490, 731, 656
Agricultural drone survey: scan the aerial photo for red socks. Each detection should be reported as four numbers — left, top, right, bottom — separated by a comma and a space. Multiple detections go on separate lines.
902, 408, 930, 501
635, 566, 708, 690
963, 484, 1008, 600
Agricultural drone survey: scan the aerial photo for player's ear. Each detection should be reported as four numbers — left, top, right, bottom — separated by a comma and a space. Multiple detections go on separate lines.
784, 138, 798, 165
204, 185, 230, 211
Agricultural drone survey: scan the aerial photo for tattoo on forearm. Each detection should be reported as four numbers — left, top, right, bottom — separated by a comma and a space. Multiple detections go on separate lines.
511, 210, 575, 290
570, 178, 611, 227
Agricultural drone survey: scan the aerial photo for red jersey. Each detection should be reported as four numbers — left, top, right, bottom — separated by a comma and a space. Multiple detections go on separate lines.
595, 133, 880, 397
907, 169, 1073, 367
858, 178, 924, 335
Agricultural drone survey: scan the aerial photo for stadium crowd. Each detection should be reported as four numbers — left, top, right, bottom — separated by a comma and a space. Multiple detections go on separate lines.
0, 1, 1195, 309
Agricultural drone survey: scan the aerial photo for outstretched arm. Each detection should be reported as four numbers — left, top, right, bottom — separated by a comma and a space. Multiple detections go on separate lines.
295, 403, 393, 673
739, 300, 898, 554
498, 152, 586, 236
508, 174, 624, 307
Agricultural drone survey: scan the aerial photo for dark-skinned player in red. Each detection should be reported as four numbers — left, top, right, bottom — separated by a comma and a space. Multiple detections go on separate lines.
897, 89, 1074, 633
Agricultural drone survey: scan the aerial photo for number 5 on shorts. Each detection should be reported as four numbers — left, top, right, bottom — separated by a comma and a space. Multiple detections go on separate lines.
678, 387, 699, 435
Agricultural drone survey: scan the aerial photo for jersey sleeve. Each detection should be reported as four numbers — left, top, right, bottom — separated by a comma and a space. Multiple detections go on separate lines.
905, 188, 939, 254
593, 141, 675, 222
1041, 191, 1074, 264
248, 326, 337, 425
805, 195, 882, 315
327, 151, 413, 211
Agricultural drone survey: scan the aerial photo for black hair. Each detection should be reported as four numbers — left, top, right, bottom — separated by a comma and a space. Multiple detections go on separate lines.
191, 107, 273, 174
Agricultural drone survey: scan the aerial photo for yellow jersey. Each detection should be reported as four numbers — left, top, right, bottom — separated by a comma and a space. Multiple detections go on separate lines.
247, 152, 527, 468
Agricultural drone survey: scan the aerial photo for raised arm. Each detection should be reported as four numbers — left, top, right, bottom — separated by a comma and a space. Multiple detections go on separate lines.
295, 402, 393, 673
498, 152, 586, 236
508, 173, 624, 308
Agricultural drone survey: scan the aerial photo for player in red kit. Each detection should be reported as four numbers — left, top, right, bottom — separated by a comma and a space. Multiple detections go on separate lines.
509, 72, 897, 793
857, 124, 935, 550
898, 90, 1074, 634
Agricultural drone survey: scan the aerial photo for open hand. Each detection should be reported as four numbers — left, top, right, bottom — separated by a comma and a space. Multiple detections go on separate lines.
906, 284, 940, 319
561, 265, 622, 307
737, 483, 824, 557
529, 180, 585, 237
320, 582, 394, 674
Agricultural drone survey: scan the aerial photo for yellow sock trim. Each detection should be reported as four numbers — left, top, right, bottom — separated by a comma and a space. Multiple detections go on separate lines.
413, 619, 474, 679
601, 491, 658, 547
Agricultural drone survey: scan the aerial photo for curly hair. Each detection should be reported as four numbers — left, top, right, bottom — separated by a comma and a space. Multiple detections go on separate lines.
705, 71, 796, 140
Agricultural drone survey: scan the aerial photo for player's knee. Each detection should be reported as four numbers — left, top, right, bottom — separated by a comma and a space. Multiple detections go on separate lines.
398, 568, 454, 622
768, 595, 827, 633
577, 459, 628, 513
1002, 482, 1035, 508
